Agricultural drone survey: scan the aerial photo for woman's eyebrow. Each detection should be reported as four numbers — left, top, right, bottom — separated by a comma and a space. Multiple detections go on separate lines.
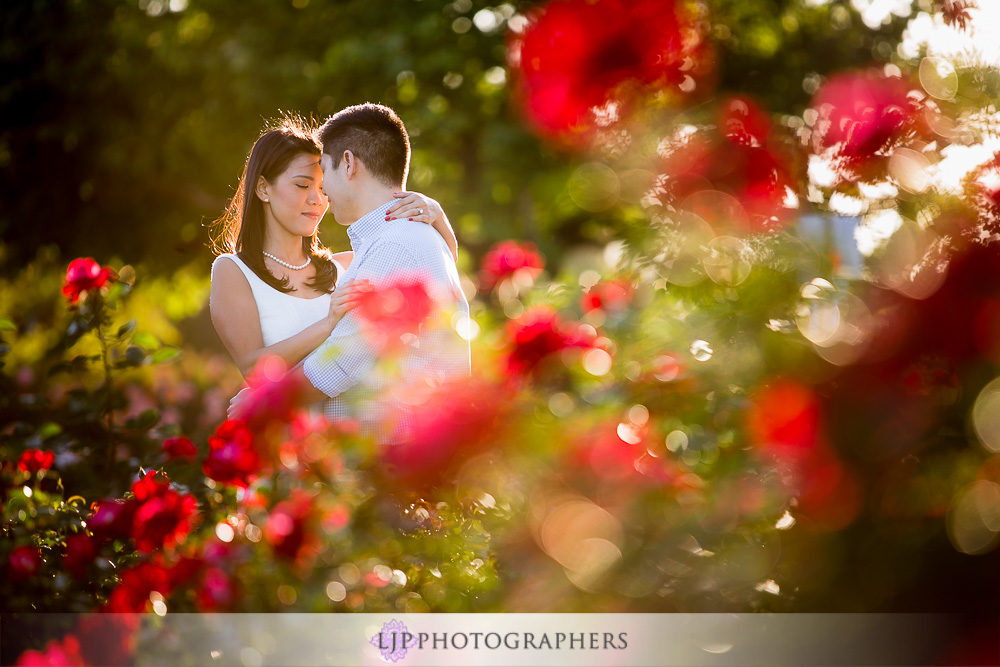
291, 174, 315, 180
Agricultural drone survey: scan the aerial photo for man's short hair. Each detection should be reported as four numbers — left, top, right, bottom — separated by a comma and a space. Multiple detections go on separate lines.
317, 103, 410, 188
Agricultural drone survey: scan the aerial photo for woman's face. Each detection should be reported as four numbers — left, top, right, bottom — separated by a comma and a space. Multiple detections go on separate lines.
258, 152, 329, 239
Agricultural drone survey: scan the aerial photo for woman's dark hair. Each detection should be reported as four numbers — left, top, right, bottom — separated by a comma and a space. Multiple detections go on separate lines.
211, 117, 338, 294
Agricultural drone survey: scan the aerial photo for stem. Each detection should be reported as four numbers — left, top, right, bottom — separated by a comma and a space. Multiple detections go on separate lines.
95, 317, 115, 493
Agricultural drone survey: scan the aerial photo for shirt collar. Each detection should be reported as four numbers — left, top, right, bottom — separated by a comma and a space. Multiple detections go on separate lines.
347, 200, 395, 250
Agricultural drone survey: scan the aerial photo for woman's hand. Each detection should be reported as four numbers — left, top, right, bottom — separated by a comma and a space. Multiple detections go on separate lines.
387, 191, 443, 225
324, 280, 370, 333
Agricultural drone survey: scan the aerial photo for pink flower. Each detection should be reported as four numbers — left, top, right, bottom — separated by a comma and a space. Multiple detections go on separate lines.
8, 545, 42, 581
88, 498, 138, 547
203, 419, 262, 488
14, 635, 85, 667
381, 379, 512, 490
17, 450, 55, 474
233, 356, 307, 429
162, 436, 198, 461
105, 560, 173, 613
810, 70, 930, 183
61, 258, 113, 304
478, 241, 544, 291
510, 0, 713, 141
264, 490, 317, 562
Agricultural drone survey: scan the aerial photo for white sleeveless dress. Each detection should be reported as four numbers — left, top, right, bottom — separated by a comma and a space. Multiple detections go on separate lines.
213, 253, 344, 347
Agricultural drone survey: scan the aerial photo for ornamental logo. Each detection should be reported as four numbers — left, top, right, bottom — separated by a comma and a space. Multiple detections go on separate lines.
370, 619, 417, 662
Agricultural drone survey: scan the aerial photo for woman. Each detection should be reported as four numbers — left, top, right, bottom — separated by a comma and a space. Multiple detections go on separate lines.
209, 118, 457, 381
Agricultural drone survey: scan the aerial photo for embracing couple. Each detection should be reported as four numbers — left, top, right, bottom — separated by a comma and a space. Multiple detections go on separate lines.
209, 103, 471, 441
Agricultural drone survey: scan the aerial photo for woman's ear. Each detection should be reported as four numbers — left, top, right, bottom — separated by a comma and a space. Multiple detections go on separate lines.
255, 175, 270, 203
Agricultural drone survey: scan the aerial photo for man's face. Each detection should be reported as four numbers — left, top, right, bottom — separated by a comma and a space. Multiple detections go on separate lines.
320, 152, 349, 226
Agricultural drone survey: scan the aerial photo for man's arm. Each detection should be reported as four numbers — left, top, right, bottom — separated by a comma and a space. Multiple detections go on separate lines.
301, 240, 421, 398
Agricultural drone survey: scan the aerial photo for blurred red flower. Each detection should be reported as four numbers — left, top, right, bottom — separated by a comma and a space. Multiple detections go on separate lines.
355, 278, 433, 341
88, 498, 138, 547
61, 257, 113, 304
203, 419, 262, 488
232, 356, 307, 429
105, 560, 174, 613
504, 307, 596, 378
264, 490, 316, 562
810, 70, 930, 183
129, 472, 198, 553
479, 241, 545, 291
510, 0, 713, 139
14, 635, 85, 667
17, 449, 55, 474
656, 97, 798, 231
8, 545, 41, 581
63, 534, 96, 580
580, 279, 633, 315
747, 379, 822, 462
970, 151, 1000, 229
381, 379, 512, 490
162, 436, 198, 461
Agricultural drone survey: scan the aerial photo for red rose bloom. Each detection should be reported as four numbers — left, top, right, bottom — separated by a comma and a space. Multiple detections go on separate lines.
105, 560, 174, 613
504, 306, 596, 378
162, 436, 198, 461
747, 379, 822, 463
510, 0, 713, 140
203, 419, 262, 488
234, 356, 308, 429
63, 534, 96, 580
129, 472, 198, 553
88, 498, 138, 547
8, 545, 42, 581
656, 97, 797, 231
17, 449, 55, 474
810, 70, 930, 183
62, 257, 113, 304
14, 634, 85, 667
580, 280, 633, 315
354, 278, 433, 341
381, 379, 513, 490
264, 490, 316, 562
479, 241, 544, 291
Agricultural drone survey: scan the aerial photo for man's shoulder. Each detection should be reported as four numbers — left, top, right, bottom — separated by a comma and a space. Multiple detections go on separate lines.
370, 222, 450, 261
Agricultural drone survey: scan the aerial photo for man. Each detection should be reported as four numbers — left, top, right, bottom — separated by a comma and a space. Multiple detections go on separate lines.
289, 103, 471, 440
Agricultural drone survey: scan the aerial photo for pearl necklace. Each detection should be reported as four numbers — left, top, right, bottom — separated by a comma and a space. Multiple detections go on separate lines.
263, 252, 311, 270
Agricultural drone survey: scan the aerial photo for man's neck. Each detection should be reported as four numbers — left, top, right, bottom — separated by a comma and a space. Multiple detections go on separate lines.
347, 185, 399, 225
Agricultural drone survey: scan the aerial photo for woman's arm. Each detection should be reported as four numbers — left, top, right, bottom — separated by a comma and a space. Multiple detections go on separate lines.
387, 192, 459, 262
209, 257, 363, 378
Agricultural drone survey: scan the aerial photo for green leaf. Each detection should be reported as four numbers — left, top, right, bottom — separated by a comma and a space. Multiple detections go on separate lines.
0, 316, 15, 331
127, 408, 160, 431
37, 422, 62, 439
132, 332, 158, 349
116, 319, 137, 338
151, 347, 181, 364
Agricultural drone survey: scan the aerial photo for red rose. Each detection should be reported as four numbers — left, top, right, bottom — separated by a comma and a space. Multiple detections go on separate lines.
655, 97, 797, 231
8, 545, 42, 581
381, 379, 512, 490
88, 498, 138, 547
503, 306, 596, 378
14, 634, 85, 667
233, 356, 307, 429
809, 70, 930, 183
129, 472, 197, 553
61, 257, 113, 304
510, 0, 713, 140
203, 419, 261, 488
747, 380, 822, 462
478, 241, 544, 291
264, 490, 316, 562
63, 534, 96, 580
162, 436, 198, 461
354, 278, 433, 341
17, 449, 55, 474
104, 560, 174, 613
580, 280, 633, 315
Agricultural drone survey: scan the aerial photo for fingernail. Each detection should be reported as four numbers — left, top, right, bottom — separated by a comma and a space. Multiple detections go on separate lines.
408, 218, 413, 221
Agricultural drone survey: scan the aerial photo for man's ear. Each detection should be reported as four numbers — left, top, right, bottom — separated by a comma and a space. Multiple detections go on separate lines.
255, 175, 270, 202
342, 150, 357, 179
